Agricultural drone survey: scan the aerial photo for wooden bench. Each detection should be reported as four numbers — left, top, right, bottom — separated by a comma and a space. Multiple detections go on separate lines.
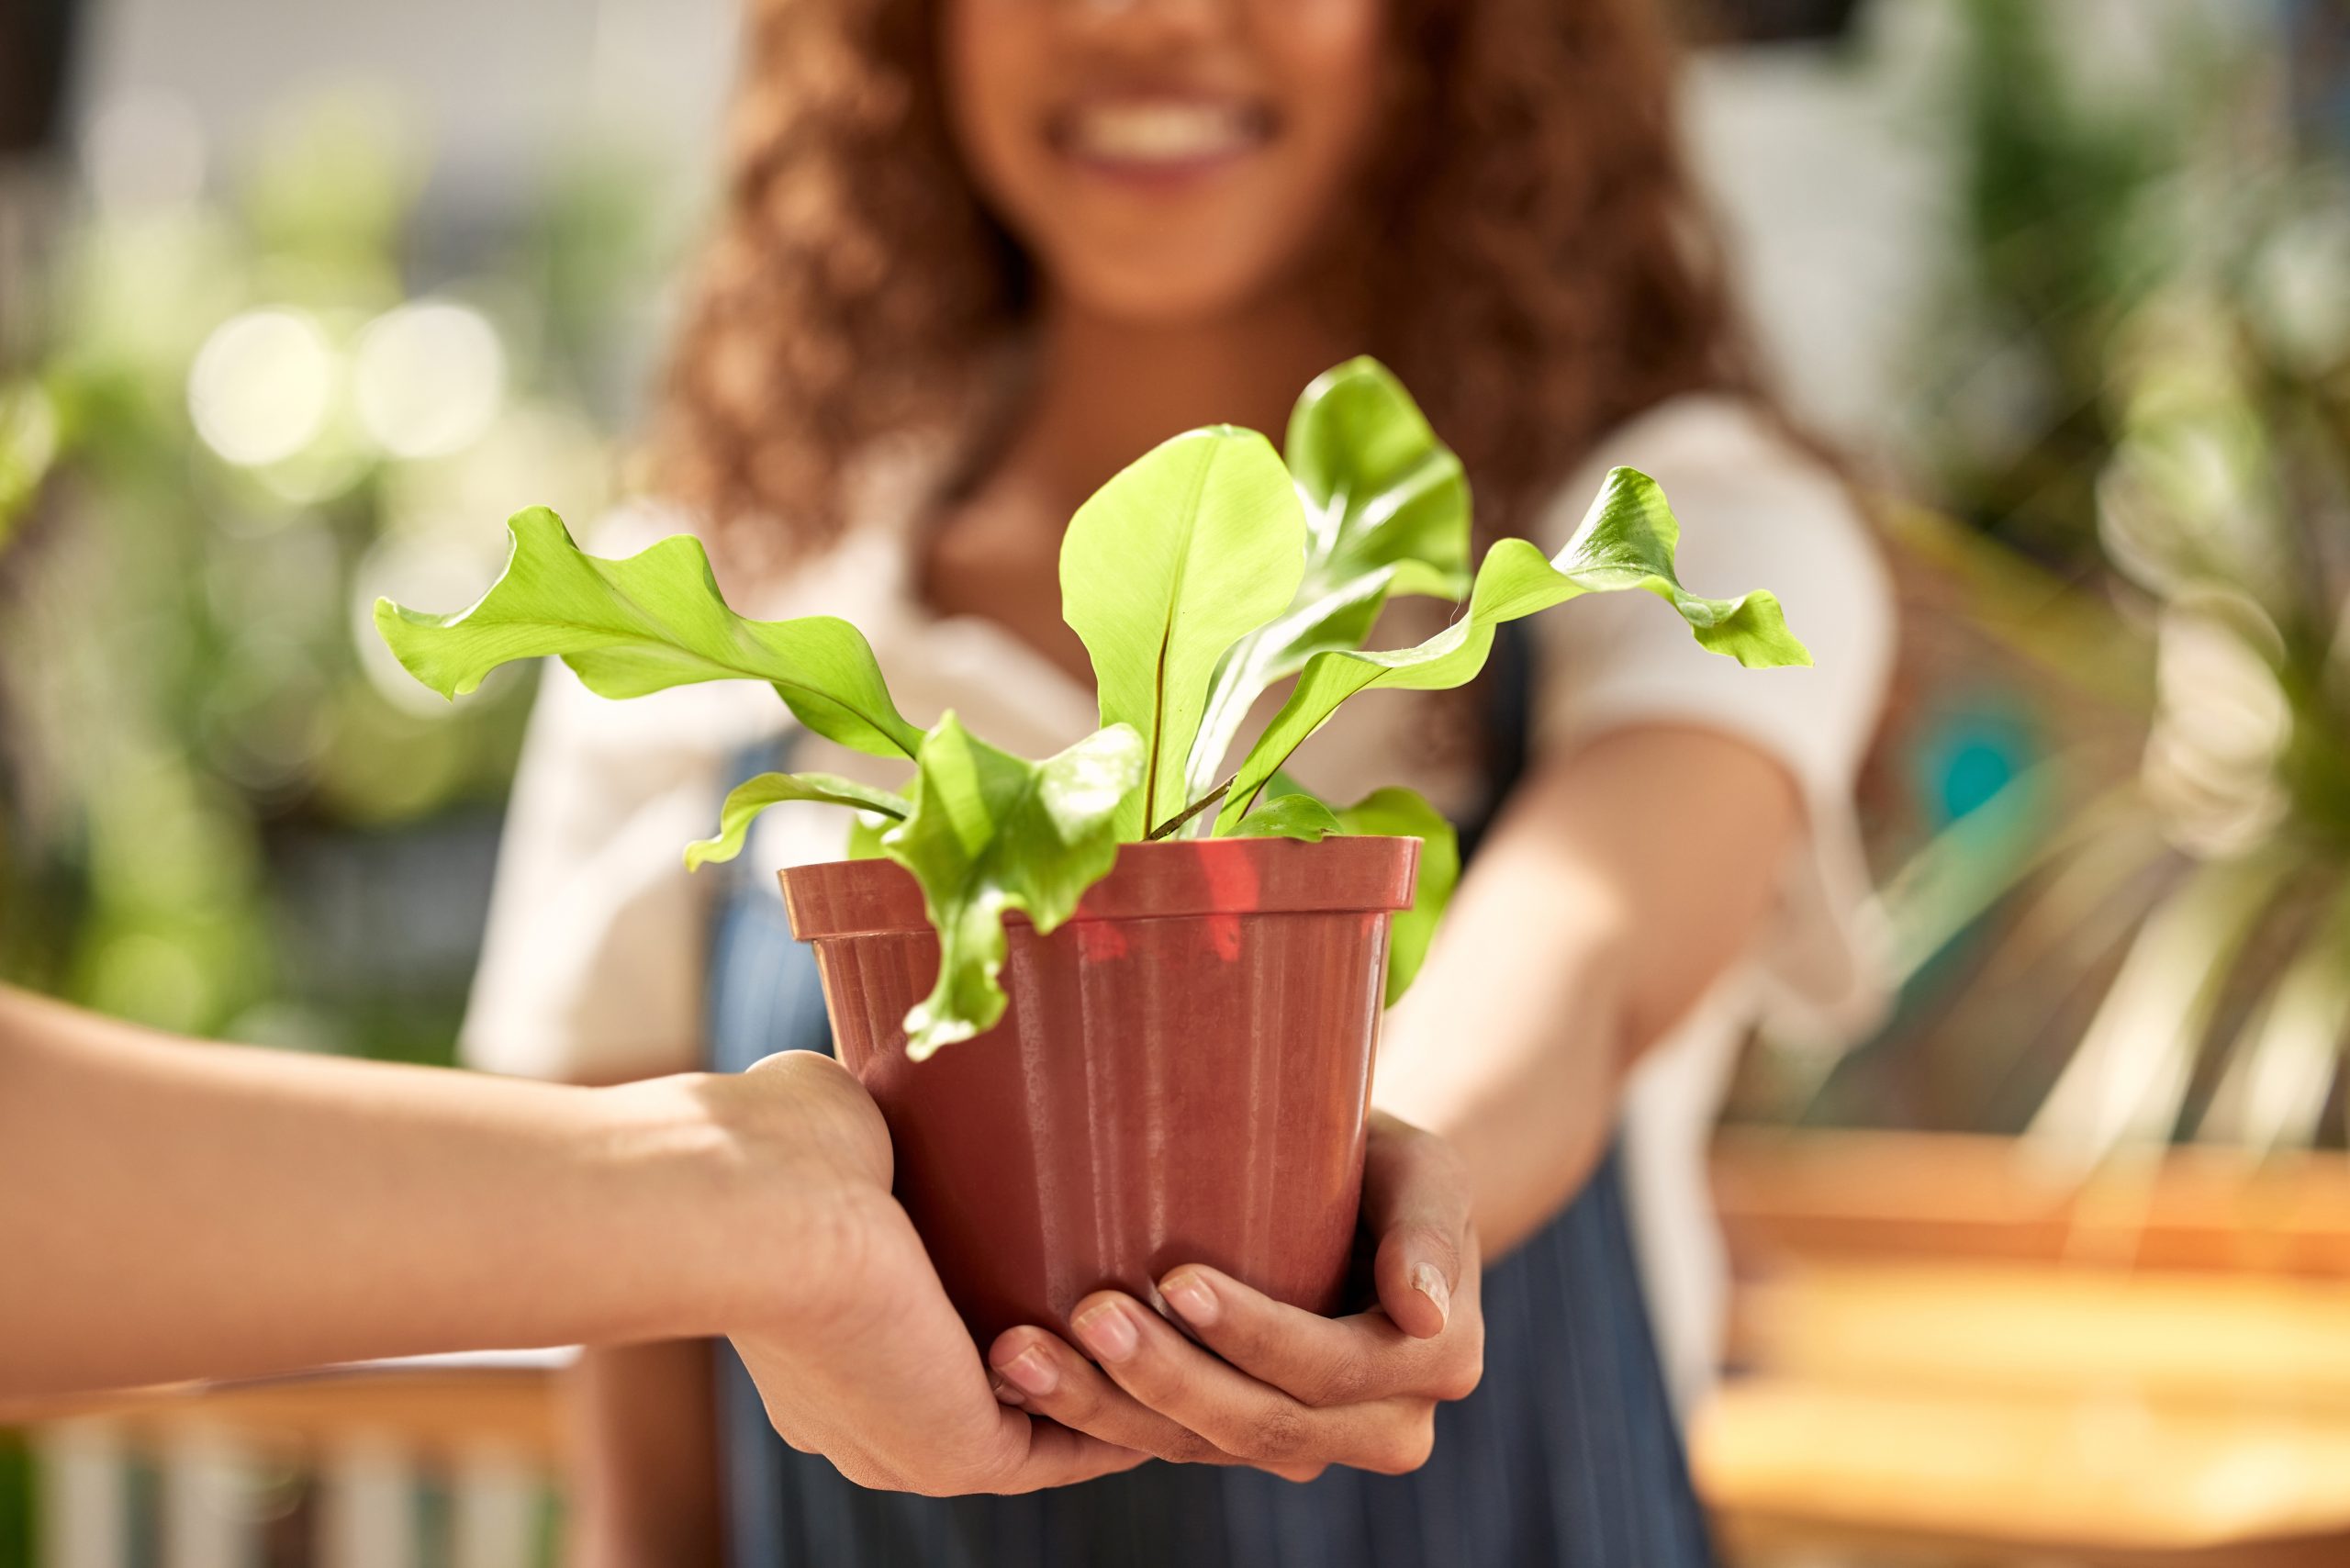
1704, 1129, 2350, 1565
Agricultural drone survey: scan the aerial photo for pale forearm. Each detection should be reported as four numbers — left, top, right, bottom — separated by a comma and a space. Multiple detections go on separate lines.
0, 989, 791, 1397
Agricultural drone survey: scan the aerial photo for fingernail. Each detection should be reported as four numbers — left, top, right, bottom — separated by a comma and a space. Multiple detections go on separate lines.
1160, 1270, 1220, 1327
1411, 1262, 1451, 1329
988, 1370, 1025, 1406
993, 1344, 1059, 1398
1073, 1301, 1140, 1363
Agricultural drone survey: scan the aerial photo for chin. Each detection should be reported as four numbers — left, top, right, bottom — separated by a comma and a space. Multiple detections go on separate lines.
1067, 275, 1274, 326
1046, 245, 1307, 327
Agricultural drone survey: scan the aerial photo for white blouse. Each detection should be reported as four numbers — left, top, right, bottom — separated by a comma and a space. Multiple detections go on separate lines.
458, 393, 1897, 1410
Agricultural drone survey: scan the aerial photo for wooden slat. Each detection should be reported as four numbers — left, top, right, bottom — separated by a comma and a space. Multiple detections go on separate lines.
1721, 1517, 2350, 1568
7, 1369, 561, 1471
1695, 1379, 2350, 1557
1730, 1260, 2350, 1413
1700, 1131, 2350, 1561
1713, 1128, 2350, 1276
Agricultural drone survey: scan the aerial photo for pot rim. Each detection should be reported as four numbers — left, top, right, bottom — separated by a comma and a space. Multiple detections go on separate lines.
780, 834, 1421, 941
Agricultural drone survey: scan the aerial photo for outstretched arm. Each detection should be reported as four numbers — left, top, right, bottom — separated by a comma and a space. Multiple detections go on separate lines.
0, 985, 837, 1394
0, 987, 1144, 1495
1374, 722, 1802, 1255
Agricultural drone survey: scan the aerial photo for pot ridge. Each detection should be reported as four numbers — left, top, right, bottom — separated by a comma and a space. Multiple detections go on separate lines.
781, 833, 1419, 940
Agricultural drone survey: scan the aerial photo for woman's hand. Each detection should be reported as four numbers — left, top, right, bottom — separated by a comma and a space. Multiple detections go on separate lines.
695, 1051, 1149, 1495
982, 1111, 1484, 1482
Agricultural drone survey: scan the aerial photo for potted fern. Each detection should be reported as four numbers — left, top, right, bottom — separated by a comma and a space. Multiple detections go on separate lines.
377, 360, 1807, 1338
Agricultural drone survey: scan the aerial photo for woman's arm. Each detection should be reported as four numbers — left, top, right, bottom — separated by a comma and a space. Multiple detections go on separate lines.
1374, 723, 1802, 1255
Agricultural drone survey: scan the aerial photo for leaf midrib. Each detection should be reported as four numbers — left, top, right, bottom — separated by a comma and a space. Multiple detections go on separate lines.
534, 593, 917, 759
1142, 444, 1222, 830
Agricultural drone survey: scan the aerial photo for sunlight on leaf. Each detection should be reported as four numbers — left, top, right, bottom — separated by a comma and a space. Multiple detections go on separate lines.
1234, 781, 1459, 1004
1335, 787, 1460, 1005
845, 811, 892, 860
1212, 467, 1809, 832
1231, 792, 1345, 840
883, 717, 1145, 1057
685, 771, 908, 872
1186, 359, 1472, 801
1060, 428, 1305, 838
375, 507, 924, 758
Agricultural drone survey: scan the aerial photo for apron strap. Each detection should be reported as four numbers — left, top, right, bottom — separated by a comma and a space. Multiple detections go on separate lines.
703, 733, 834, 1074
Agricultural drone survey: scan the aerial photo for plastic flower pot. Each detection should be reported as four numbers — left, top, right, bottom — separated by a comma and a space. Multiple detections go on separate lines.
780, 834, 1419, 1343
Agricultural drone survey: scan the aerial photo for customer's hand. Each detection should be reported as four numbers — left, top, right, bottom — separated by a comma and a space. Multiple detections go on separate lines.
696, 1050, 1148, 1495
983, 1111, 1484, 1482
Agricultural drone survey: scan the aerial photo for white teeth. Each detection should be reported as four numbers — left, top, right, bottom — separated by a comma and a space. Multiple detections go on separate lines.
1066, 102, 1259, 164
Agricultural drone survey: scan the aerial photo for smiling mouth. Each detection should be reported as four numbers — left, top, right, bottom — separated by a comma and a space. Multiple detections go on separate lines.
1050, 98, 1275, 175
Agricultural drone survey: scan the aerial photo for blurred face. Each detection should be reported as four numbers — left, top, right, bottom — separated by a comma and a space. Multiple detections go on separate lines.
944, 0, 1390, 324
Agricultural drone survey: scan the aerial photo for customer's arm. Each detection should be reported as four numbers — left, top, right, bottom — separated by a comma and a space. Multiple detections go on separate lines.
0, 987, 774, 1392
0, 988, 1144, 1496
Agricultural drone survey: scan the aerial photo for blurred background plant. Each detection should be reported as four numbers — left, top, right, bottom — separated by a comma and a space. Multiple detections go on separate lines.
1766, 0, 2350, 1163
0, 90, 686, 1062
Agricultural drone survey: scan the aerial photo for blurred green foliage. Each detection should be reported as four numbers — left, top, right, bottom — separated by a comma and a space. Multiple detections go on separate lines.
1917, 0, 2229, 572
0, 1435, 28, 1568
1799, 2, 2350, 1158
0, 92, 686, 1060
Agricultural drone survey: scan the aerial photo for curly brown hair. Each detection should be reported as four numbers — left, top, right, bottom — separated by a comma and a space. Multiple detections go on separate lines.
655, 0, 1752, 565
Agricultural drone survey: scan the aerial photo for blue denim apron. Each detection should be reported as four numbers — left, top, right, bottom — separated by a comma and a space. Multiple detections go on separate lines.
702, 631, 1714, 1567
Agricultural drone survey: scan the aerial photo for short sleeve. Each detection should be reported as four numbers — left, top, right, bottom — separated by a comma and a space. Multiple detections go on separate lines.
458, 664, 778, 1082
1531, 396, 1897, 1036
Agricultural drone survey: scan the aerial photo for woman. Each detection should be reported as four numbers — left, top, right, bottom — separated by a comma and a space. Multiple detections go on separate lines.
464, 0, 1894, 1562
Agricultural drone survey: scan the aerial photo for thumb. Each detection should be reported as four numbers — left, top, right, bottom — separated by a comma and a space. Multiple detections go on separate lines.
1362, 1112, 1472, 1339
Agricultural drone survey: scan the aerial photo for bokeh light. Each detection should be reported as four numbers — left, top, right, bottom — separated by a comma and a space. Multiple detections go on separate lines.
186, 308, 341, 467
352, 301, 506, 459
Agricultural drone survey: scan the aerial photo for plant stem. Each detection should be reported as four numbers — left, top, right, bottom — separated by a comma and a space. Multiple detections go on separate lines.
1147, 781, 1229, 841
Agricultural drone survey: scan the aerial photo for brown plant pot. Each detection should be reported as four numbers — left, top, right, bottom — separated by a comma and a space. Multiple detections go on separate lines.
780, 835, 1419, 1343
